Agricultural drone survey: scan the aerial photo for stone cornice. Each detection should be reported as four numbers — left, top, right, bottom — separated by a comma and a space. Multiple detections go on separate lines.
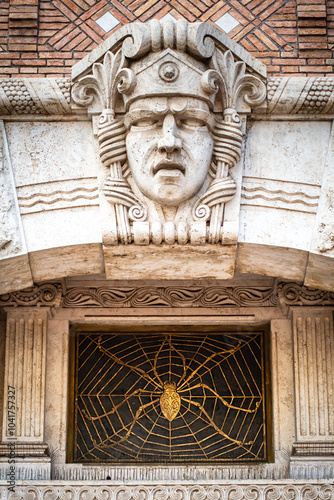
0, 76, 334, 117
1, 280, 334, 308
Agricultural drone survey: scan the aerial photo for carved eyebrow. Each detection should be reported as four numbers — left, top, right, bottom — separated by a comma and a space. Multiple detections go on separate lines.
176, 109, 215, 129
124, 110, 159, 128
125, 108, 216, 130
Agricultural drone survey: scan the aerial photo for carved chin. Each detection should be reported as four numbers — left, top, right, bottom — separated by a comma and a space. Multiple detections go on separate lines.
154, 184, 184, 207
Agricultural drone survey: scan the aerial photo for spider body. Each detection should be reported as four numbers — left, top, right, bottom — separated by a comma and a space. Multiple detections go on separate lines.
160, 381, 181, 421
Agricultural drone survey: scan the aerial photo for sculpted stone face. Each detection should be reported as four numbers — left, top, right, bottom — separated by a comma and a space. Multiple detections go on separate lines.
125, 97, 214, 207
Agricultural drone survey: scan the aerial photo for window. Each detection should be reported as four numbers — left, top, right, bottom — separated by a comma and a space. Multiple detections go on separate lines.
67, 326, 272, 463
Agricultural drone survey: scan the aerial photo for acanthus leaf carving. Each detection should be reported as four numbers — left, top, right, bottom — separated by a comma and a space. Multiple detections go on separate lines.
72, 50, 126, 112
212, 49, 266, 111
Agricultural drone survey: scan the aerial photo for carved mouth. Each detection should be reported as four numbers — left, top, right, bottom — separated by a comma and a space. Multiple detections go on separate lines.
153, 160, 185, 175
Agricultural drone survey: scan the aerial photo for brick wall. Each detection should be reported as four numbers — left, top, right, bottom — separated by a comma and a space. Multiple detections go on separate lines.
0, 0, 333, 77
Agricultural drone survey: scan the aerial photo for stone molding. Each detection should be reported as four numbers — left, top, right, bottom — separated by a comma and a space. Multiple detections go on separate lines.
1, 77, 334, 117
1, 280, 334, 308
52, 464, 289, 482
293, 443, 334, 456
0, 481, 332, 500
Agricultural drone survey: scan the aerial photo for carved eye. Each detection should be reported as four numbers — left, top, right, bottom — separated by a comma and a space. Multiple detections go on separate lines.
179, 118, 206, 128
132, 119, 159, 128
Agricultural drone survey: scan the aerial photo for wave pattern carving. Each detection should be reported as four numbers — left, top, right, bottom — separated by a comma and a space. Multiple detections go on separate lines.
241, 178, 320, 213
17, 179, 99, 214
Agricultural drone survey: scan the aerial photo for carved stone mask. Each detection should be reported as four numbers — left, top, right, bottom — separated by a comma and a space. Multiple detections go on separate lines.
72, 20, 266, 245
125, 97, 214, 207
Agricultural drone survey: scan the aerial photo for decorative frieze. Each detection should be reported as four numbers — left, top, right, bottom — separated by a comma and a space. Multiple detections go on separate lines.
62, 283, 279, 308
277, 282, 334, 306
0, 78, 72, 116
267, 76, 334, 115
1, 76, 334, 118
0, 481, 332, 500
1, 280, 334, 308
0, 75, 333, 119
0, 283, 62, 307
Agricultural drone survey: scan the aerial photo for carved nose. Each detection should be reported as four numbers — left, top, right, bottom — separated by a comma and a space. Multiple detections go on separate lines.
158, 114, 182, 155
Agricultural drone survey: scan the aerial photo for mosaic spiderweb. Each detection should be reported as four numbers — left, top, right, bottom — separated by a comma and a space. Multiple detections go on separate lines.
73, 332, 267, 463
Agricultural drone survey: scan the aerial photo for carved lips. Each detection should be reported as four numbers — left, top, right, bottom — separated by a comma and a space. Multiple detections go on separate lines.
153, 159, 185, 175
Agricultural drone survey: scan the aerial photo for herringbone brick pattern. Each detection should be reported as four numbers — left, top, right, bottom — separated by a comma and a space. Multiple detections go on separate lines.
0, 0, 333, 77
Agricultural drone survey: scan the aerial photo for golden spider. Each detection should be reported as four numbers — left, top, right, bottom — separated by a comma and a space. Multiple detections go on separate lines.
83, 334, 261, 450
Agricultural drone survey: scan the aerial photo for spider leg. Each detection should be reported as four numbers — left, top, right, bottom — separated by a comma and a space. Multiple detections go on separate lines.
153, 338, 165, 386
95, 337, 162, 390
82, 388, 162, 421
96, 398, 160, 450
178, 342, 242, 390
167, 336, 187, 385
179, 383, 261, 413
182, 397, 254, 446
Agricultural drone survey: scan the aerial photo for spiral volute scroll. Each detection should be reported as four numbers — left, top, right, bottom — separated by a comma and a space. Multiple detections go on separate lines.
98, 111, 127, 166
192, 176, 237, 222
103, 178, 147, 220
71, 78, 102, 108
72, 50, 125, 113
128, 204, 147, 222
213, 109, 243, 167
154, 487, 169, 500
236, 74, 267, 108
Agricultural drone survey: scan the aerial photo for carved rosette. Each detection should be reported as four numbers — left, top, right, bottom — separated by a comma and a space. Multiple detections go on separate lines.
72, 21, 266, 246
